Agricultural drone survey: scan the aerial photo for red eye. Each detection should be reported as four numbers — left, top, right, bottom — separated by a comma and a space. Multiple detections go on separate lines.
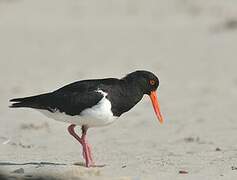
150, 80, 155, 85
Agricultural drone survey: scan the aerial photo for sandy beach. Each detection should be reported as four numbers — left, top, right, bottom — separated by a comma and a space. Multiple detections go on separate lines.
1, 0, 237, 179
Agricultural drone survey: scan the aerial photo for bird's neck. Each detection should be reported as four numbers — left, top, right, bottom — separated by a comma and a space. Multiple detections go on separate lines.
122, 75, 146, 95
106, 78, 144, 117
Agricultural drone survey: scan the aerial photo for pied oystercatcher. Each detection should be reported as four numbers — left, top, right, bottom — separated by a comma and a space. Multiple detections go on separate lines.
10, 70, 164, 167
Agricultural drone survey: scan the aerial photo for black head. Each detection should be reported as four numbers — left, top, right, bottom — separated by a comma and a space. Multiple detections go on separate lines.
123, 70, 164, 124
123, 70, 160, 95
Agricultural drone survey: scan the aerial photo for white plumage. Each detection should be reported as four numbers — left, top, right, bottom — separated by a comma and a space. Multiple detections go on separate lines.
39, 90, 118, 127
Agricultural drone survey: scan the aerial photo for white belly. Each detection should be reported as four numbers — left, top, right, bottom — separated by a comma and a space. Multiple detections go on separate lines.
38, 92, 118, 127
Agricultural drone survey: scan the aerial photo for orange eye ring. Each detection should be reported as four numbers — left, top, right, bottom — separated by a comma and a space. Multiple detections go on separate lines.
149, 80, 155, 85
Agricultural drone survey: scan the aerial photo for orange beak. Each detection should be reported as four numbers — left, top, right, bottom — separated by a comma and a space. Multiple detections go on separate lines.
149, 91, 164, 124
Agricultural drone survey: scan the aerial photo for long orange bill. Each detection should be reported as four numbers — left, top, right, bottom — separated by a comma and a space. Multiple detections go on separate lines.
149, 91, 164, 124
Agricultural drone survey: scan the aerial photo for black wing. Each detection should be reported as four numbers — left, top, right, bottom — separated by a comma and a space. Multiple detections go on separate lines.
50, 90, 104, 115
10, 89, 103, 116
10, 78, 120, 116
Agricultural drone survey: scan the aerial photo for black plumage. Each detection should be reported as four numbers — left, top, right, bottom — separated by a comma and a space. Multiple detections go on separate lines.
10, 70, 159, 117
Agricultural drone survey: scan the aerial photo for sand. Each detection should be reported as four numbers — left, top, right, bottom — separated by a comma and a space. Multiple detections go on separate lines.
0, 0, 237, 179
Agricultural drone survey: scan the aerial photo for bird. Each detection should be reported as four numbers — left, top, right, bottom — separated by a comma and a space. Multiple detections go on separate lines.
9, 70, 164, 168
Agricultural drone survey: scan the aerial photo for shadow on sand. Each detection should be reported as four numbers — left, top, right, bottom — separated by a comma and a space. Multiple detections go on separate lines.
0, 162, 68, 180
0, 162, 67, 166
0, 161, 106, 180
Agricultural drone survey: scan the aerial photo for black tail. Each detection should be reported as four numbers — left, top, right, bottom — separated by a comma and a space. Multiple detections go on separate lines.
9, 93, 53, 110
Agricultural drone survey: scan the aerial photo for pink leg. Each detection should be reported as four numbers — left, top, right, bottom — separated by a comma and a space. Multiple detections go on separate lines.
87, 143, 94, 164
81, 126, 95, 166
81, 141, 94, 165
84, 139, 105, 167
82, 137, 94, 165
68, 124, 93, 167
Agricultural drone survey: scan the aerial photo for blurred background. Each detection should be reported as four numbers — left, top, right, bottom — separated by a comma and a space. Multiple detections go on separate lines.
0, 0, 237, 179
